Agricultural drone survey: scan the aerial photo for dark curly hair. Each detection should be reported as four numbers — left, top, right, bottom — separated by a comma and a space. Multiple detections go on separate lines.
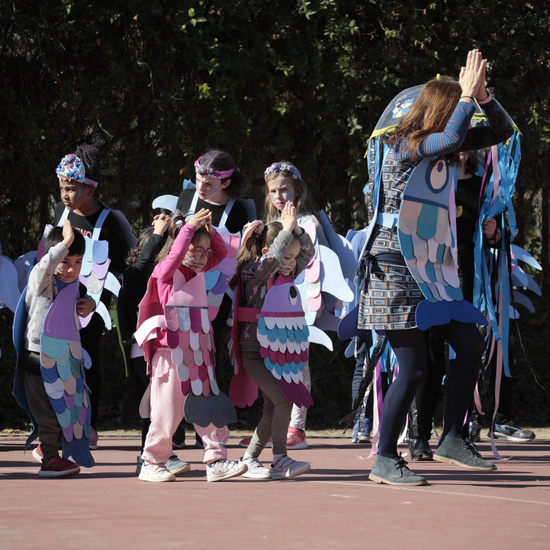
74, 143, 101, 184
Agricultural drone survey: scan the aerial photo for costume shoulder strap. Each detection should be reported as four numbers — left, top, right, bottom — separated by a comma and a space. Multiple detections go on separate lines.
92, 204, 111, 240
219, 198, 236, 228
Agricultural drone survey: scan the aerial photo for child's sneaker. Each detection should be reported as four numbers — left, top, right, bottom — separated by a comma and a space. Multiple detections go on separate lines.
138, 462, 176, 482
206, 459, 248, 482
239, 436, 272, 448
166, 453, 191, 475
239, 456, 272, 479
32, 443, 44, 463
286, 427, 308, 449
89, 428, 99, 450
352, 418, 372, 444
271, 455, 311, 480
38, 456, 80, 478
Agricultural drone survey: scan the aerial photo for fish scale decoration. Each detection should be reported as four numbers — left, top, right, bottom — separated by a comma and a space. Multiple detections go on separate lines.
256, 274, 313, 408
165, 270, 237, 428
135, 269, 236, 427
398, 155, 487, 331
164, 270, 217, 397
40, 282, 94, 468
78, 236, 120, 330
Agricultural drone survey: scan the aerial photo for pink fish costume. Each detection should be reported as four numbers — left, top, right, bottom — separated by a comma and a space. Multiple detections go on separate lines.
136, 270, 236, 428
134, 222, 236, 466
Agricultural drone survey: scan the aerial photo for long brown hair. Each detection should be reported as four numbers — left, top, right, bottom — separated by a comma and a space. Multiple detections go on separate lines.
386, 76, 463, 162
126, 226, 155, 265
228, 221, 285, 290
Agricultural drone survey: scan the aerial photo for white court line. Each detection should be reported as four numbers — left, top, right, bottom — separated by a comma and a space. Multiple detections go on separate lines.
311, 480, 550, 506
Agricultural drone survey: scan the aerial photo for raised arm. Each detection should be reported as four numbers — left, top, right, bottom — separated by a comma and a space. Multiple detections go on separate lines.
461, 98, 515, 151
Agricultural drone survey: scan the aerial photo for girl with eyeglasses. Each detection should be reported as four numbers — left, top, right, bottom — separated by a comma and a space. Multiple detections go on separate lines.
135, 209, 247, 482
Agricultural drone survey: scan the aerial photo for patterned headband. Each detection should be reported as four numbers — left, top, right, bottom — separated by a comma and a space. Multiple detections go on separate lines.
194, 156, 234, 179
264, 162, 302, 181
55, 154, 98, 188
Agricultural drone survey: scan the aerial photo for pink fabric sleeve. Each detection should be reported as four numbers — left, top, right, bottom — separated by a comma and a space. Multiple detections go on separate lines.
202, 227, 228, 272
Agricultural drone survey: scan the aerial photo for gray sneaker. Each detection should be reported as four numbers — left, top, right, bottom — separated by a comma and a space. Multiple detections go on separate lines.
369, 454, 427, 486
271, 455, 310, 480
239, 456, 272, 479
434, 435, 496, 471
166, 453, 191, 475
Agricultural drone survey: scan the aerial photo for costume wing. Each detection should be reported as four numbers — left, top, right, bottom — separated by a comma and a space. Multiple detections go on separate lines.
12, 286, 39, 447
0, 253, 20, 314
79, 236, 117, 329
166, 271, 236, 428
256, 275, 313, 408
228, 279, 260, 408
204, 229, 241, 320
40, 283, 94, 468
398, 157, 486, 330
295, 219, 354, 350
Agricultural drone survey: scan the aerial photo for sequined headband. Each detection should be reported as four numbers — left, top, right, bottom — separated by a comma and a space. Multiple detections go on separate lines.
194, 156, 234, 179
264, 162, 302, 181
55, 154, 98, 188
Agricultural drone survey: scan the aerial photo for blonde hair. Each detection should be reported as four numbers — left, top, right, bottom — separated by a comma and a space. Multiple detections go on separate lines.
264, 162, 317, 222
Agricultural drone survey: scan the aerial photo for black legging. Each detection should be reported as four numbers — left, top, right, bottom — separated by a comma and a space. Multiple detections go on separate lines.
378, 321, 485, 458
81, 313, 104, 430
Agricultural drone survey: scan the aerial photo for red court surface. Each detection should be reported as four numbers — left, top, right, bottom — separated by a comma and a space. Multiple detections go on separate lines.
1, 432, 549, 549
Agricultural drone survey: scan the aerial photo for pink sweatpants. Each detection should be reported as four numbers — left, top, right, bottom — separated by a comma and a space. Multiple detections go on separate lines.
141, 349, 229, 465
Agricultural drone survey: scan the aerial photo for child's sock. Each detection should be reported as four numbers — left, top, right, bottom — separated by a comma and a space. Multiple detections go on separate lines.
244, 451, 254, 460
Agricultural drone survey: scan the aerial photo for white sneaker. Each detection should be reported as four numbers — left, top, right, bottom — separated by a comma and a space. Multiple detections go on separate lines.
239, 456, 272, 479
32, 444, 43, 463
166, 453, 191, 475
138, 462, 176, 483
271, 455, 311, 480
206, 459, 248, 482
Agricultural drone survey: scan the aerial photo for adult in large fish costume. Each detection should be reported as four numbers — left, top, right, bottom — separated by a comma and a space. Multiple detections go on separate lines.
351, 50, 515, 486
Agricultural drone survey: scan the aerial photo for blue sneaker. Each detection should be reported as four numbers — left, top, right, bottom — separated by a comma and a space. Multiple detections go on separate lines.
166, 453, 191, 475
490, 421, 535, 442
352, 418, 371, 443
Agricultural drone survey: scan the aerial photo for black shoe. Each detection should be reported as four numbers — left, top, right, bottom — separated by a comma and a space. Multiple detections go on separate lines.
434, 435, 496, 471
135, 456, 144, 476
469, 420, 481, 442
408, 438, 433, 461
369, 454, 427, 486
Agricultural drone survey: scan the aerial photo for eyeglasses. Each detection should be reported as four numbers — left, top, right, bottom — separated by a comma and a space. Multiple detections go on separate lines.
188, 245, 212, 259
